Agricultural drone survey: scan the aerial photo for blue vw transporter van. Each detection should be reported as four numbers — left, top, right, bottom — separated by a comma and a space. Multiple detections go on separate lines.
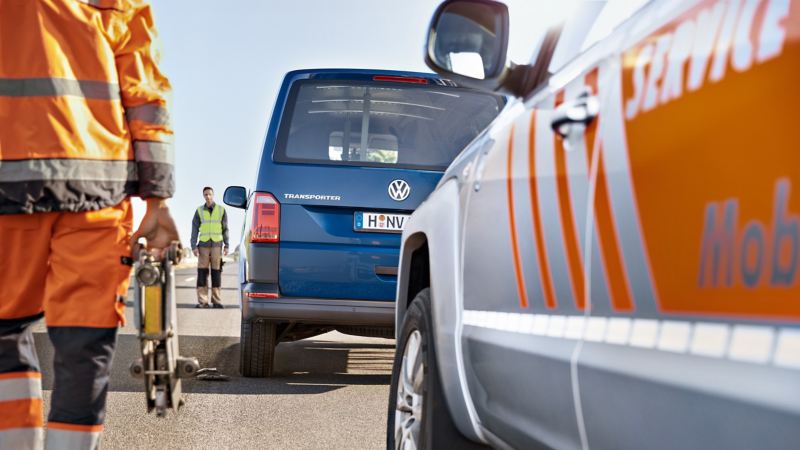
224, 69, 503, 377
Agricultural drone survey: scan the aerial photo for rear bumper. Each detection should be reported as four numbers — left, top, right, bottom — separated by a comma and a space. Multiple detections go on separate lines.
241, 293, 395, 326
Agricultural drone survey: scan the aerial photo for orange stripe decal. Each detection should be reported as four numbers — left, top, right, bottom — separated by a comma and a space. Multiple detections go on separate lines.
528, 112, 557, 309
584, 68, 600, 164
595, 151, 635, 312
506, 125, 529, 309
0, 371, 41, 381
47, 422, 104, 433
553, 118, 586, 310
0, 398, 43, 430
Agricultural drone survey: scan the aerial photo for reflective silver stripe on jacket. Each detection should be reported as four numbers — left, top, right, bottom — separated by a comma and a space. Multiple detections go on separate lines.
0, 159, 135, 183
134, 141, 174, 165
126, 104, 171, 126
0, 78, 120, 100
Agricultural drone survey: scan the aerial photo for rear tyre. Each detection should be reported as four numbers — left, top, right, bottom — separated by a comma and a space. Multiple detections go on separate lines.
386, 288, 487, 450
240, 318, 277, 377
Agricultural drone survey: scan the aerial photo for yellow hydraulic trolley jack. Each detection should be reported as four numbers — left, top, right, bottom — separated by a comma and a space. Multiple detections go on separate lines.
130, 242, 200, 417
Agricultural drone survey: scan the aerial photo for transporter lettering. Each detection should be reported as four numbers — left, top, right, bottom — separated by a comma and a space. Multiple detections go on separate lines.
284, 193, 342, 201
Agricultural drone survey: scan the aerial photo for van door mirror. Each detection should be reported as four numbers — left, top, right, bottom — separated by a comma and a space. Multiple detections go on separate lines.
223, 186, 248, 209
426, 0, 510, 88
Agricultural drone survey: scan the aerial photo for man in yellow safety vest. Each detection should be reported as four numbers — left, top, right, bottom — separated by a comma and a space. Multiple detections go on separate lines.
190, 187, 229, 308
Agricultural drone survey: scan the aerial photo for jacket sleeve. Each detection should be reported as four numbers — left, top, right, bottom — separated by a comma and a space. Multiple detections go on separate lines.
222, 209, 230, 248
114, 2, 175, 199
190, 210, 200, 250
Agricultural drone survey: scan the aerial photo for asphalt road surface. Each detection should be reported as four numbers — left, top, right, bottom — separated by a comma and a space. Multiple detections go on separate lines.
32, 264, 395, 449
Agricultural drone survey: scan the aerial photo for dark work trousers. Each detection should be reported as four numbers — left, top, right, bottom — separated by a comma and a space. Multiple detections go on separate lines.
0, 315, 117, 449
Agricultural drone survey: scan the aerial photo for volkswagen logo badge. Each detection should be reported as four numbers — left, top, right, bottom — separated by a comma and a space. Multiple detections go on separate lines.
388, 179, 411, 202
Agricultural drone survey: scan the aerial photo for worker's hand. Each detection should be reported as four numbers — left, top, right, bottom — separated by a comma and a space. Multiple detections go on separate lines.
193, 248, 199, 257
224, 247, 229, 256
132, 198, 180, 259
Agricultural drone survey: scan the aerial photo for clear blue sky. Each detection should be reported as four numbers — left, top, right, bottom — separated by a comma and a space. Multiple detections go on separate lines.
134, 0, 548, 247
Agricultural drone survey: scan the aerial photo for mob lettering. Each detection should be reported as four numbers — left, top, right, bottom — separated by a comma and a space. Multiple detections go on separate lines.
698, 179, 798, 288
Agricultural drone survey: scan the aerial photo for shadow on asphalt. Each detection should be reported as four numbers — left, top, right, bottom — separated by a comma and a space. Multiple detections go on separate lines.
123, 301, 241, 309
34, 333, 394, 396
174, 286, 238, 291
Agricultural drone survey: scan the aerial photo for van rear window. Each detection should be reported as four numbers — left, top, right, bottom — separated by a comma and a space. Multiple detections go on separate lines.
273, 79, 503, 171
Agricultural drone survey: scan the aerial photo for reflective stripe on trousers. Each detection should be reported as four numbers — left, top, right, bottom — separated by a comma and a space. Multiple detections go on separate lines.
46, 424, 103, 450
0, 372, 44, 449
0, 318, 44, 450
0, 428, 44, 450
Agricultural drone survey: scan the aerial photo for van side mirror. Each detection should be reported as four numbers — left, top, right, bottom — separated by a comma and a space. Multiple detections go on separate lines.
223, 186, 248, 209
425, 0, 510, 90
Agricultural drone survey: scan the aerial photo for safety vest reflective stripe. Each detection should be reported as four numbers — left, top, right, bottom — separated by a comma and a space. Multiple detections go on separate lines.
0, 159, 136, 183
46, 423, 103, 450
134, 141, 175, 165
126, 104, 171, 126
0, 78, 120, 100
198, 206, 224, 242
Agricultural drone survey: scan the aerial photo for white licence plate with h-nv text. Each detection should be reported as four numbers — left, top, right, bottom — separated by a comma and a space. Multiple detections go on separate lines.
354, 211, 410, 233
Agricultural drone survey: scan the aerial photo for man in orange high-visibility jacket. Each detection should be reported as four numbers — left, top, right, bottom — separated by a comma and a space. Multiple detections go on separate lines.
0, 1, 178, 448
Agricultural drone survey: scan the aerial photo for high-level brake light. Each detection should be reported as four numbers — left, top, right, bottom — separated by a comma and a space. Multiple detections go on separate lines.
251, 192, 280, 243
372, 75, 429, 84
245, 292, 279, 299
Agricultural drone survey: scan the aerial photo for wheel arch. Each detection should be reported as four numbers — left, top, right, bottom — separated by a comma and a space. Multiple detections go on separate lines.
395, 232, 430, 335
394, 179, 486, 443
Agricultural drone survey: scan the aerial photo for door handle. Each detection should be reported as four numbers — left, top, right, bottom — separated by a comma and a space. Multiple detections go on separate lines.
551, 92, 599, 139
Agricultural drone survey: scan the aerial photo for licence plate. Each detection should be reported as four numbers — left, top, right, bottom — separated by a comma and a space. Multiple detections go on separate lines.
354, 211, 410, 233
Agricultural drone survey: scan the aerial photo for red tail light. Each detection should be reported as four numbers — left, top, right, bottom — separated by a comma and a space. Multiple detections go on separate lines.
251, 192, 280, 243
372, 75, 429, 84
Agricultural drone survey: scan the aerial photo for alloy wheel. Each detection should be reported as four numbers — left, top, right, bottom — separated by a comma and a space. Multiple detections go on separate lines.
394, 329, 425, 450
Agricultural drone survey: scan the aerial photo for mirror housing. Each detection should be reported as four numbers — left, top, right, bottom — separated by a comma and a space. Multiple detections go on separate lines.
425, 0, 511, 92
223, 186, 248, 209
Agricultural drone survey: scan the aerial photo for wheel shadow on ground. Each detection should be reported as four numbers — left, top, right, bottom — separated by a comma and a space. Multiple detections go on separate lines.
34, 333, 394, 396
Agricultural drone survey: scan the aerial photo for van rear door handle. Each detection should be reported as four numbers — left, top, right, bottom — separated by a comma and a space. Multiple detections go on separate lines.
551, 92, 599, 139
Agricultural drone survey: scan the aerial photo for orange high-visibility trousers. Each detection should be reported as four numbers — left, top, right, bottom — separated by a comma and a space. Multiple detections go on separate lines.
0, 199, 132, 449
